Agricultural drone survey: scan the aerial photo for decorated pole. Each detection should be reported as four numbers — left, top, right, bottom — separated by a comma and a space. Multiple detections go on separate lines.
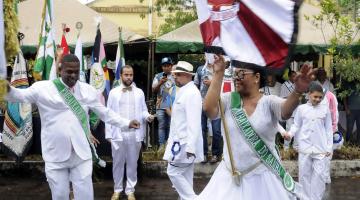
0, 0, 7, 101
75, 21, 86, 83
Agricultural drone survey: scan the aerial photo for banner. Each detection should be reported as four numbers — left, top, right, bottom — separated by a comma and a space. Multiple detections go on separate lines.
2, 51, 33, 160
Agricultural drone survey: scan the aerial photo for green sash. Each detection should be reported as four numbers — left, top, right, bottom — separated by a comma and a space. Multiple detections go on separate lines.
230, 92, 296, 193
53, 78, 106, 167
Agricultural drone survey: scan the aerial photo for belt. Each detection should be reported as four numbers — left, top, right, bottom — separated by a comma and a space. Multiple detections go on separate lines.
223, 159, 262, 185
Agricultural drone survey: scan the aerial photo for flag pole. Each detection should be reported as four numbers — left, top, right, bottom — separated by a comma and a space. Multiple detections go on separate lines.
219, 99, 242, 185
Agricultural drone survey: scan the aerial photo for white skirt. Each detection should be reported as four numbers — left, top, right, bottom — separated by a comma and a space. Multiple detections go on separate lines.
196, 161, 296, 200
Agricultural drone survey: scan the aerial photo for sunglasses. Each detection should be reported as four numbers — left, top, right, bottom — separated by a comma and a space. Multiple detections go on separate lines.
232, 70, 254, 80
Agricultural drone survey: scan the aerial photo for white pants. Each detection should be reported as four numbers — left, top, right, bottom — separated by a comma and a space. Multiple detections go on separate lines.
324, 153, 332, 184
167, 163, 196, 200
298, 153, 327, 200
112, 134, 142, 194
45, 151, 93, 200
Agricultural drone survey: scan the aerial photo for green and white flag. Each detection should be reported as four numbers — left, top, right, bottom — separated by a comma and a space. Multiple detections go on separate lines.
33, 0, 56, 81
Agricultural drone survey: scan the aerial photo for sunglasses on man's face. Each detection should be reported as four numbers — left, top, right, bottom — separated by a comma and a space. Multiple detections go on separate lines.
232, 70, 254, 80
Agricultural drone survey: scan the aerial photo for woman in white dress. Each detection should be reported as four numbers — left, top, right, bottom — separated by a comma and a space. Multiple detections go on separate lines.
197, 56, 315, 200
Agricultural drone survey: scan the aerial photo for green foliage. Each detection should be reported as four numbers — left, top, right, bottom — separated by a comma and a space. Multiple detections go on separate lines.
140, 0, 195, 14
158, 10, 197, 35
139, 0, 197, 36
306, 0, 360, 99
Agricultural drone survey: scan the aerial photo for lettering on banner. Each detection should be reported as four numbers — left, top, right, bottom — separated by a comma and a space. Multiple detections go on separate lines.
258, 145, 268, 159
272, 160, 281, 176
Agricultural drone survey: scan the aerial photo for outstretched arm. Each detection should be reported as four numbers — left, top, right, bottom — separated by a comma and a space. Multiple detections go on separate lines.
203, 55, 225, 119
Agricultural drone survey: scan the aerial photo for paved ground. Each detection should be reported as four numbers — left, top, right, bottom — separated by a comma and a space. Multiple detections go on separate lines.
0, 175, 360, 200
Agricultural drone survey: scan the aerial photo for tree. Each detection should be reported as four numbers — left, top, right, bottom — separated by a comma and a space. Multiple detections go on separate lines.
158, 10, 197, 35
306, 0, 360, 99
140, 0, 197, 36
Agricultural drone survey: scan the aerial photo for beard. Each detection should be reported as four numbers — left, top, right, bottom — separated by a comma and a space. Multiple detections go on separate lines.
122, 79, 133, 87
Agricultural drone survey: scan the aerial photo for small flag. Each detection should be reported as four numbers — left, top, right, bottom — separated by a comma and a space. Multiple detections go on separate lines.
113, 30, 125, 88
60, 34, 70, 55
33, 0, 57, 80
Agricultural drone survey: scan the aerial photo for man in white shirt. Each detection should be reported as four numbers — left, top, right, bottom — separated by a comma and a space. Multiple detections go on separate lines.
163, 61, 203, 200
6, 54, 140, 200
280, 70, 297, 150
106, 65, 154, 200
316, 67, 335, 93
280, 70, 296, 98
261, 73, 281, 96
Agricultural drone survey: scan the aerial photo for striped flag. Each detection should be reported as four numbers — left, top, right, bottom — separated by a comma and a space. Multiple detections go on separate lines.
1, 51, 33, 159
75, 34, 86, 82
33, 0, 57, 80
195, 0, 301, 70
113, 30, 125, 88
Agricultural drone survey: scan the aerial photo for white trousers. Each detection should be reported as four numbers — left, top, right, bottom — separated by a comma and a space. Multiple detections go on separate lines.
324, 153, 332, 184
45, 150, 93, 200
111, 134, 142, 194
298, 153, 327, 200
167, 163, 196, 200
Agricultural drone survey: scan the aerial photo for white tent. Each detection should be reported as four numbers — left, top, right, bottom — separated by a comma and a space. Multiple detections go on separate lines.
18, 0, 146, 48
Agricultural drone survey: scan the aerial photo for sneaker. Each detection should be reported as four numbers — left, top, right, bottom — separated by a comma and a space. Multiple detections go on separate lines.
127, 193, 136, 200
201, 155, 208, 164
111, 192, 121, 200
209, 155, 220, 164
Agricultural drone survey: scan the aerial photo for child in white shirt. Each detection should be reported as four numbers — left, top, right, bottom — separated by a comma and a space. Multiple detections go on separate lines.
284, 82, 332, 200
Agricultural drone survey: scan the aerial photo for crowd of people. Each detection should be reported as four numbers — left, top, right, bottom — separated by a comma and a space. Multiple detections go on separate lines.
2, 51, 359, 200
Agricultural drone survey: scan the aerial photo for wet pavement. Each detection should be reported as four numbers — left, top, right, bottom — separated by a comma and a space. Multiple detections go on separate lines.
0, 176, 359, 200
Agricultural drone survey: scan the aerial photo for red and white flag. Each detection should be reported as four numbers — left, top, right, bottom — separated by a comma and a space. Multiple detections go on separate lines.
195, 0, 301, 70
60, 34, 70, 55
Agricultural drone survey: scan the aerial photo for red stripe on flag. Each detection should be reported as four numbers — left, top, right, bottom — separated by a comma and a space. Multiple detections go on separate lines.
238, 2, 288, 68
200, 18, 217, 46
199, 6, 221, 47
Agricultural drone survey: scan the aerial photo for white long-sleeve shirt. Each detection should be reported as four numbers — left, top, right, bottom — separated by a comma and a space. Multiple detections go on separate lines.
289, 102, 333, 156
280, 80, 295, 98
6, 80, 130, 162
105, 84, 150, 142
163, 81, 203, 163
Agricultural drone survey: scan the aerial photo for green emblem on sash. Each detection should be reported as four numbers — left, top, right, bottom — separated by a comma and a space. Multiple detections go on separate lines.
230, 92, 296, 193
53, 78, 106, 167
